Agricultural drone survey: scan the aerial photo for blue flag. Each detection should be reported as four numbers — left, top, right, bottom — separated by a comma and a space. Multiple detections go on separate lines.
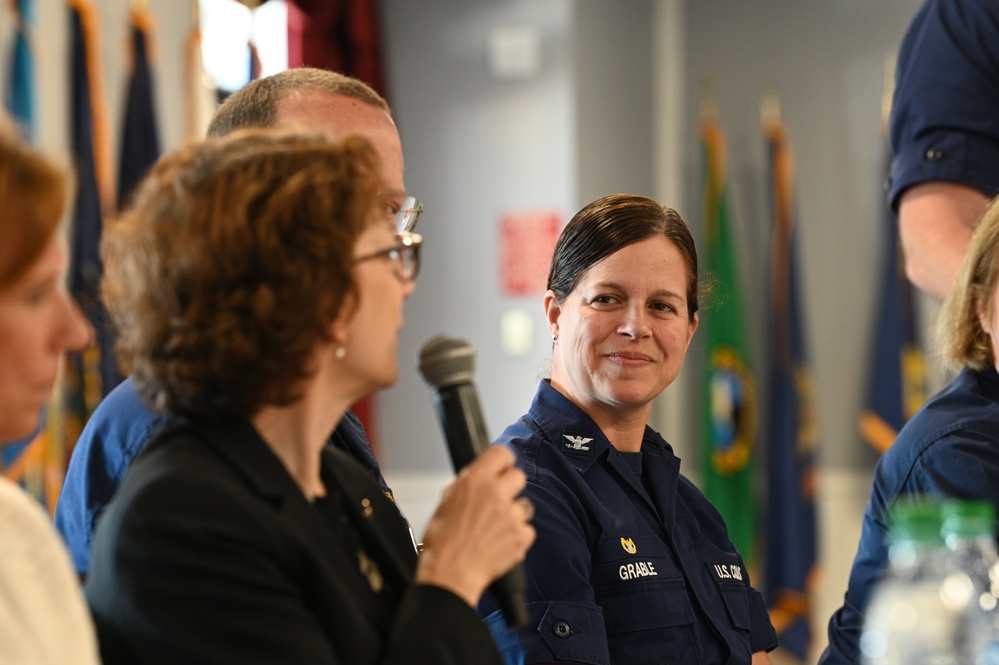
118, 9, 161, 210
763, 117, 819, 663
857, 152, 926, 454
67, 1, 117, 435
6, 0, 35, 141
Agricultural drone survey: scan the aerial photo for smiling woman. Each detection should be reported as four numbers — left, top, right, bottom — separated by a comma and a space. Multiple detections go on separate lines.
481, 194, 779, 665
0, 118, 98, 664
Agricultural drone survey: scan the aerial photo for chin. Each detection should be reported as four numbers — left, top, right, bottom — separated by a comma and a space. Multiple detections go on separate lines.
0, 417, 40, 447
376, 366, 400, 391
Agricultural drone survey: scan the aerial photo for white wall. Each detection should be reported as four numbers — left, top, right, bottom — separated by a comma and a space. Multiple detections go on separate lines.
378, 0, 658, 473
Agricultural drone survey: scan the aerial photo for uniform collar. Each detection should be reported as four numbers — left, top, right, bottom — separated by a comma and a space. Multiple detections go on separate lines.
528, 381, 613, 474
528, 381, 681, 525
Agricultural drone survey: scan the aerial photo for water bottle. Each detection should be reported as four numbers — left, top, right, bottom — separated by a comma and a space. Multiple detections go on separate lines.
939, 499, 999, 665
861, 497, 957, 665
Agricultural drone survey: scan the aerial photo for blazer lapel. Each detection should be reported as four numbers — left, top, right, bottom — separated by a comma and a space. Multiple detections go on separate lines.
176, 415, 397, 627
326, 447, 417, 595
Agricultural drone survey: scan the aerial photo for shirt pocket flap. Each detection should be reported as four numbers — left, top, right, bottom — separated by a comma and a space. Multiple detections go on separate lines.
704, 559, 752, 631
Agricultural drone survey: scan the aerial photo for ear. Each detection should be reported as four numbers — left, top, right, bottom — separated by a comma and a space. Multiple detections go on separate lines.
328, 292, 357, 349
978, 294, 994, 338
543, 290, 561, 339
684, 313, 699, 352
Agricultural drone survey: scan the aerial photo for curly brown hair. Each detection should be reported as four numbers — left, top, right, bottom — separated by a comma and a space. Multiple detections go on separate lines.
0, 118, 68, 289
102, 130, 384, 417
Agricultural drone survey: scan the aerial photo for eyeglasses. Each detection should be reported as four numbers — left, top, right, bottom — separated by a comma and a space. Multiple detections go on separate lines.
355, 232, 423, 282
395, 196, 423, 234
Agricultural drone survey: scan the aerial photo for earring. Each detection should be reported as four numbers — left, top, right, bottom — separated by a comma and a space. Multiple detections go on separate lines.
552, 333, 558, 343
335, 346, 347, 359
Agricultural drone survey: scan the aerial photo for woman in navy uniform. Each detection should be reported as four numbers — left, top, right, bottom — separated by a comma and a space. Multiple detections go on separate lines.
85, 130, 535, 664
482, 194, 777, 664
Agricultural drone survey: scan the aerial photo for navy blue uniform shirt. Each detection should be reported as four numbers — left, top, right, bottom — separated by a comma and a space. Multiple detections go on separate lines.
819, 366, 999, 665
889, 0, 999, 210
55, 376, 391, 576
482, 381, 777, 665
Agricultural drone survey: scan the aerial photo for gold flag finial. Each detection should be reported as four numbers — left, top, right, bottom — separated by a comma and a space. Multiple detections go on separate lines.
760, 90, 781, 129
700, 73, 719, 125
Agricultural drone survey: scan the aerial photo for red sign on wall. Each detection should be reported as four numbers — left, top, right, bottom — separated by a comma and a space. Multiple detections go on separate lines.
500, 210, 562, 296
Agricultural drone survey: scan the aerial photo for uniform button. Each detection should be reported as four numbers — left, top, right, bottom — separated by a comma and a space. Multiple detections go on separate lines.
553, 621, 572, 638
924, 148, 945, 161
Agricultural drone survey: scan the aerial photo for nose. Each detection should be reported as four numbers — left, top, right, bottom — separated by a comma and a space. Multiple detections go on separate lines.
57, 292, 93, 353
619, 303, 651, 339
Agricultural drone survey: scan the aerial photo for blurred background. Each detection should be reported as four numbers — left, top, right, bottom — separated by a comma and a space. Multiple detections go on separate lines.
0, 1, 935, 661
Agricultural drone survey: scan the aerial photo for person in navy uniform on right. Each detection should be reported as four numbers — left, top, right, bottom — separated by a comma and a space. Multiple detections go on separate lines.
820, 195, 999, 665
481, 194, 778, 664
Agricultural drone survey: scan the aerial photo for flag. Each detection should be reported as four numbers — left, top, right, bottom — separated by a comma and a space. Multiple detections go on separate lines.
763, 114, 819, 662
699, 119, 758, 567
287, 0, 387, 95
118, 5, 161, 210
183, 3, 217, 141
857, 155, 927, 454
5, 0, 35, 141
66, 0, 116, 444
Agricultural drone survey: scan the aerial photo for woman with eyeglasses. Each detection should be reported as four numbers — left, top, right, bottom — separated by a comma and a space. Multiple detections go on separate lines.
0, 119, 98, 663
85, 129, 535, 664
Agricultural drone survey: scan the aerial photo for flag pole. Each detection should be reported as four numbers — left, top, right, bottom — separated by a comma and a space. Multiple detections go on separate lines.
700, 73, 719, 125
881, 54, 894, 135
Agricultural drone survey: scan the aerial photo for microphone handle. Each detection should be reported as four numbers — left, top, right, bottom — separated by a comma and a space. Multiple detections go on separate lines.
431, 383, 529, 628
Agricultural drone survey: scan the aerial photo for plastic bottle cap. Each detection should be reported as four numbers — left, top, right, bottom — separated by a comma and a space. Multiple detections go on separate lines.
940, 499, 996, 539
888, 497, 943, 544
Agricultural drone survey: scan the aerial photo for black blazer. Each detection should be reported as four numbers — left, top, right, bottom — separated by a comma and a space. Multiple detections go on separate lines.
85, 414, 503, 665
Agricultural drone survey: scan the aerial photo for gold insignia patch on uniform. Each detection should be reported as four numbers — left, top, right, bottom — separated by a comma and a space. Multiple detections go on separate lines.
358, 549, 383, 592
620, 537, 637, 554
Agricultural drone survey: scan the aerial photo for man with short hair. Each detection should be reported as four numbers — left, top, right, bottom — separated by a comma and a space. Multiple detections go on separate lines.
55, 68, 422, 577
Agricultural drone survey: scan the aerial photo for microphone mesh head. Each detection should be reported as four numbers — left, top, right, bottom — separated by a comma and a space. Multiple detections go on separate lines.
418, 335, 475, 388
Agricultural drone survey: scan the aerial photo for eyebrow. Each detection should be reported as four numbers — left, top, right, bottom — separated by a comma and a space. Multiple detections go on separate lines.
591, 281, 685, 301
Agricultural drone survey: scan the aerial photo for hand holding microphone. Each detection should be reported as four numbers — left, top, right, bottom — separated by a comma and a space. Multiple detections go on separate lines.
418, 335, 534, 627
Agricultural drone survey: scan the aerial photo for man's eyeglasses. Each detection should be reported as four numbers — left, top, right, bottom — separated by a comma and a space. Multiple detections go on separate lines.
395, 196, 423, 234
355, 232, 423, 282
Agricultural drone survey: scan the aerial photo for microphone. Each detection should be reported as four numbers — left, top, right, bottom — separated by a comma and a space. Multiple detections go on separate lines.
418, 335, 528, 628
